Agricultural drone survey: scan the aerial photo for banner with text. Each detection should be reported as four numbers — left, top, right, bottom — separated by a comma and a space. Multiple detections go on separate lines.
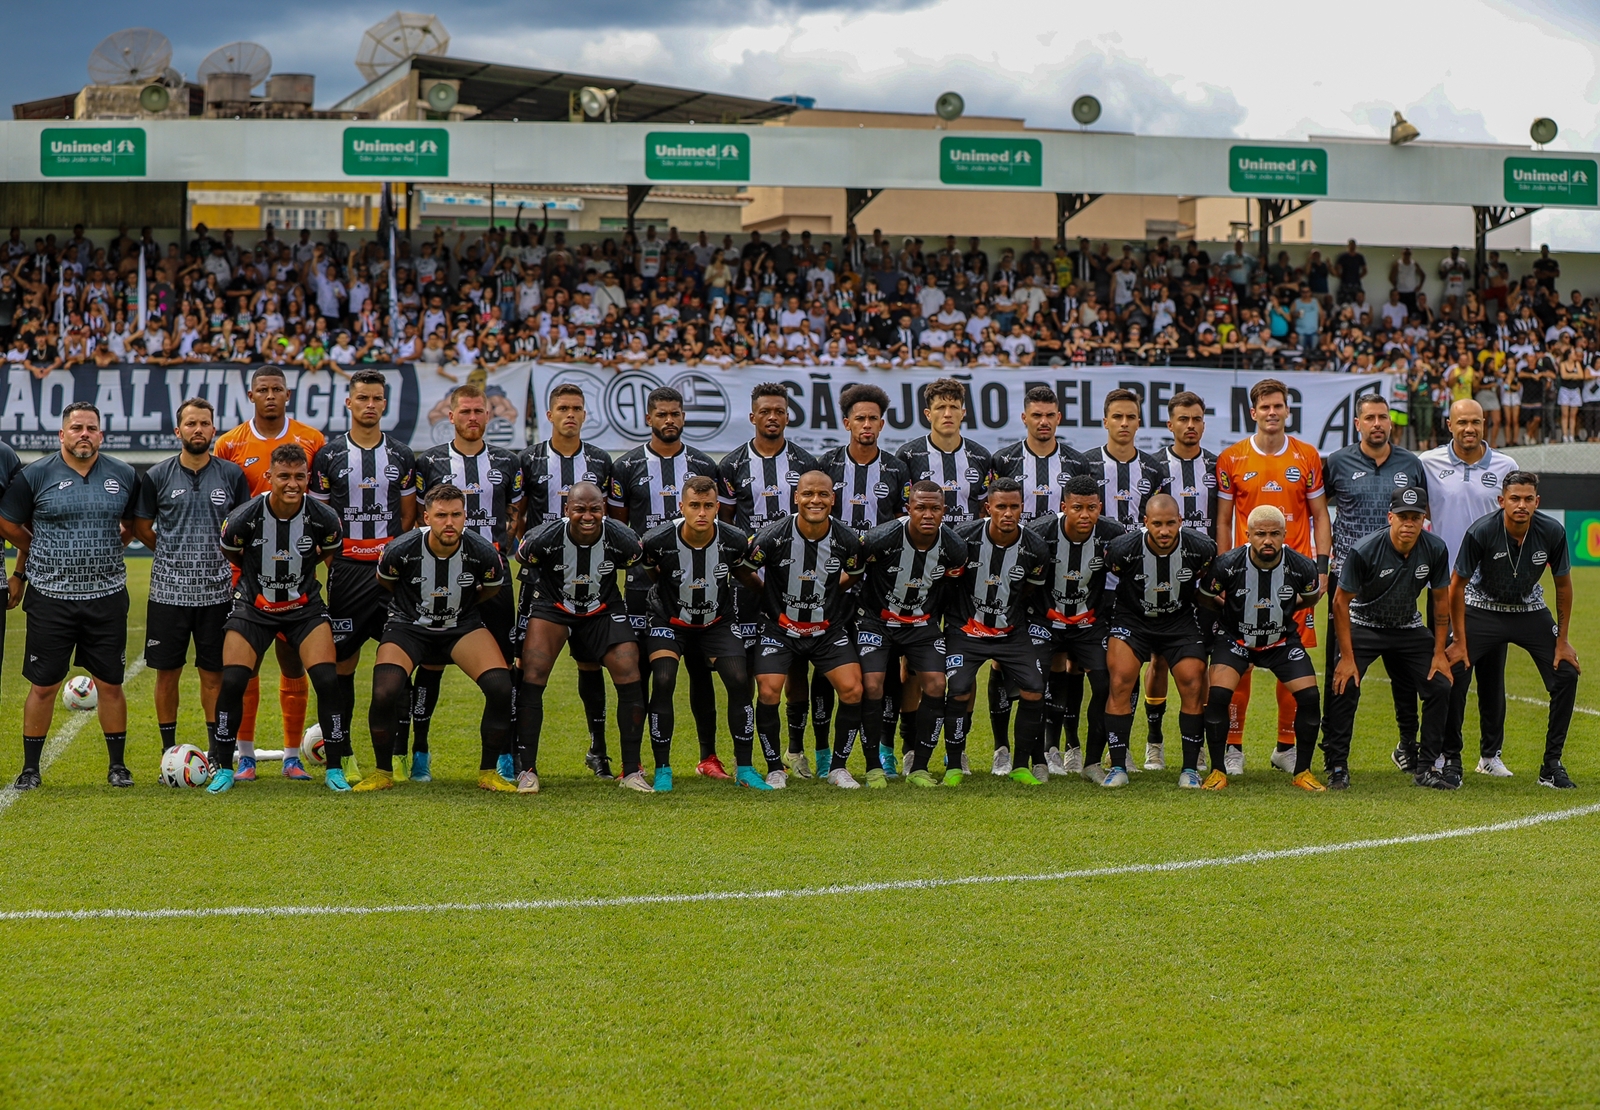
529, 364, 1393, 458
0, 361, 532, 453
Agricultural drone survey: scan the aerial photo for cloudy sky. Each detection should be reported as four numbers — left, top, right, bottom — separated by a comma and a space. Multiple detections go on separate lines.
10, 0, 1600, 245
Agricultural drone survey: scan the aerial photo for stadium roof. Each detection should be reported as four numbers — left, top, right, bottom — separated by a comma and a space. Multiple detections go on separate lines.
330, 55, 800, 124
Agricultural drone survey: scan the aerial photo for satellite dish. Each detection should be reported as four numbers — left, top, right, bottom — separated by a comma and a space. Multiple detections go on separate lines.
139, 84, 170, 113
88, 28, 173, 86
425, 81, 459, 112
198, 42, 273, 90
935, 91, 965, 123
1071, 95, 1102, 126
579, 86, 618, 121
356, 12, 451, 82
1531, 117, 1559, 146
159, 66, 185, 89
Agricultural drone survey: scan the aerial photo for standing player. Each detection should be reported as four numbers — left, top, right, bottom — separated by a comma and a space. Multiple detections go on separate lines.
0, 439, 20, 707
737, 471, 869, 789
358, 484, 513, 793
1100, 494, 1215, 787
212, 365, 327, 778
520, 382, 615, 770
131, 397, 251, 759
0, 403, 138, 790
310, 370, 418, 774
207, 445, 349, 794
1325, 487, 1453, 790
609, 386, 723, 780
1214, 378, 1332, 775
895, 378, 994, 524
639, 476, 760, 791
1142, 390, 1218, 769
856, 480, 967, 787
1321, 393, 1428, 777
517, 483, 649, 791
1196, 506, 1324, 791
414, 383, 524, 779
1448, 471, 1580, 789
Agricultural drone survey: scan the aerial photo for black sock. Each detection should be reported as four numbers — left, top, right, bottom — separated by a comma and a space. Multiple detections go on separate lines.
368, 663, 409, 774
987, 671, 1011, 755
22, 736, 45, 772
412, 668, 443, 754
685, 655, 719, 761
517, 682, 546, 775
1062, 671, 1085, 748
757, 701, 783, 772
831, 700, 863, 769
205, 721, 218, 764
104, 731, 127, 767
811, 669, 835, 752
158, 723, 177, 751
945, 708, 970, 772
1015, 698, 1044, 768
616, 680, 646, 777
786, 694, 807, 754
1179, 712, 1205, 772
1104, 712, 1132, 771
860, 695, 884, 771
577, 667, 608, 756
336, 673, 356, 742
1044, 670, 1067, 750
1293, 687, 1320, 775
911, 701, 942, 772
1145, 696, 1167, 745
899, 710, 916, 755
1204, 685, 1233, 773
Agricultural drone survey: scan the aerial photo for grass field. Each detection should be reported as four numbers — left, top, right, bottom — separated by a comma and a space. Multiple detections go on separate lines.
1, 560, 1597, 1109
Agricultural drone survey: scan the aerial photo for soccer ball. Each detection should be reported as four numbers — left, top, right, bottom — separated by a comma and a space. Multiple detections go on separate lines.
159, 744, 211, 788
301, 722, 327, 767
63, 675, 98, 711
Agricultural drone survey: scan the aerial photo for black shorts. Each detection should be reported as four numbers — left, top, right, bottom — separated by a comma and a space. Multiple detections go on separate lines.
23, 587, 129, 686
145, 599, 231, 672
380, 620, 479, 668
855, 614, 945, 676
1108, 610, 1208, 666
645, 617, 746, 662
754, 621, 860, 676
525, 601, 635, 664
733, 584, 763, 649
328, 558, 390, 661
1046, 618, 1109, 673
946, 625, 1047, 696
481, 586, 516, 665
223, 599, 331, 658
1209, 630, 1316, 682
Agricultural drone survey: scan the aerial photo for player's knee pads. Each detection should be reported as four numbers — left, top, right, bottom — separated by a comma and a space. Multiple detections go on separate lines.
1205, 683, 1234, 722
220, 664, 254, 702
371, 663, 410, 715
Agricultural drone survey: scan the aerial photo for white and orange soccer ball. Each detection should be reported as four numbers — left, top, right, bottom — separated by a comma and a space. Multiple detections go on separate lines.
301, 723, 327, 767
63, 675, 98, 711
159, 744, 211, 788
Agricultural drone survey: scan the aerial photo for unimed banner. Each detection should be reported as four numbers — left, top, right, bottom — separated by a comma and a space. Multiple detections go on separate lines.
0, 361, 534, 453
529, 364, 1394, 457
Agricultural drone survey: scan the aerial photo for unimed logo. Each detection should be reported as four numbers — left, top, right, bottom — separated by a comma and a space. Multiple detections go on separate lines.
40, 128, 145, 176
342, 128, 450, 175
645, 133, 750, 181
939, 138, 1043, 187
1504, 158, 1598, 207
1229, 145, 1327, 195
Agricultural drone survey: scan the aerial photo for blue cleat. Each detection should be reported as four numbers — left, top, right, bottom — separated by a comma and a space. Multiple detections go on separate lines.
206, 768, 235, 794
653, 766, 673, 793
879, 744, 900, 778
410, 752, 432, 782
735, 766, 774, 791
1102, 767, 1130, 788
234, 756, 257, 782
814, 749, 832, 777
496, 753, 516, 783
325, 767, 351, 792
281, 755, 312, 780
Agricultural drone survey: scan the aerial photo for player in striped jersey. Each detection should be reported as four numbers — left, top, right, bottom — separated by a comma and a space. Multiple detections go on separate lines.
519, 383, 615, 778
359, 484, 513, 793
894, 378, 994, 525
1196, 504, 1325, 791
208, 444, 349, 794
212, 365, 327, 778
639, 476, 761, 791
310, 370, 419, 775
1078, 389, 1170, 528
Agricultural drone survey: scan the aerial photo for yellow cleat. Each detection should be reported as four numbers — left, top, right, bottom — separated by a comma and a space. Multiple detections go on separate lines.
1201, 769, 1229, 790
478, 769, 519, 793
352, 768, 395, 793
1292, 770, 1327, 792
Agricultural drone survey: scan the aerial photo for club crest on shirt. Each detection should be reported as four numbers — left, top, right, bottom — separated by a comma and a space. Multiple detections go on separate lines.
1285, 467, 1302, 483
1533, 550, 1548, 566
1482, 472, 1499, 487
103, 478, 121, 494
211, 488, 229, 506
1414, 563, 1431, 579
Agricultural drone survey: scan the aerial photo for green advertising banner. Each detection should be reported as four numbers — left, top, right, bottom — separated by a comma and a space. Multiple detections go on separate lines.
1504, 157, 1598, 206
40, 128, 146, 177
644, 133, 750, 181
939, 137, 1043, 187
1229, 146, 1327, 195
342, 128, 449, 176
1566, 510, 1600, 566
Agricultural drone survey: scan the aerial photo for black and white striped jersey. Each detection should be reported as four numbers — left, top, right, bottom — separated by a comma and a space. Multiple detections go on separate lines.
516, 517, 643, 617
311, 433, 418, 561
949, 519, 1049, 635
1159, 446, 1220, 539
378, 527, 505, 631
1024, 514, 1126, 625
608, 443, 721, 532
219, 493, 343, 612
894, 435, 994, 524
739, 516, 865, 636
413, 442, 524, 551
818, 446, 911, 534
991, 438, 1089, 520
640, 519, 751, 627
518, 440, 614, 530
717, 439, 821, 531
857, 519, 968, 626
1200, 544, 1320, 648
1103, 527, 1216, 619
1079, 446, 1171, 528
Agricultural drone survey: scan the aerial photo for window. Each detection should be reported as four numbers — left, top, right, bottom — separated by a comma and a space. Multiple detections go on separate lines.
262, 207, 341, 231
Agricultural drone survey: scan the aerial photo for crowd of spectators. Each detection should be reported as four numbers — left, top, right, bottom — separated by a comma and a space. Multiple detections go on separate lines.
1, 216, 1596, 447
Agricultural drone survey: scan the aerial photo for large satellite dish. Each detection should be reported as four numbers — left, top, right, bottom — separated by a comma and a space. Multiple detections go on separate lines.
88, 28, 173, 86
355, 12, 450, 82
198, 42, 273, 90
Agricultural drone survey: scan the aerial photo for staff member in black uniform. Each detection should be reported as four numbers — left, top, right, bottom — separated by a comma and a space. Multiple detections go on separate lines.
1448, 471, 1581, 789
1324, 486, 1453, 790
0, 439, 23, 709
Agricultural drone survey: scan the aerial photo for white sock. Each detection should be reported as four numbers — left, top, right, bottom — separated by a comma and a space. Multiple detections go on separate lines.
284, 746, 300, 759
238, 741, 256, 758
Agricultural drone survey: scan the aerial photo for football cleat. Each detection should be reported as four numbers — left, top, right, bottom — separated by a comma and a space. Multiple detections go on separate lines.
735, 767, 773, 790
1224, 746, 1244, 775
1201, 769, 1229, 790
11, 768, 41, 791
1269, 746, 1296, 774
1292, 770, 1326, 792
941, 768, 964, 787
1032, 763, 1050, 784
235, 757, 257, 782
1413, 768, 1457, 790
764, 769, 788, 790
991, 747, 1013, 776
879, 746, 899, 778
1143, 743, 1165, 771
496, 753, 516, 783
1327, 767, 1351, 791
1391, 742, 1418, 773
325, 768, 352, 792
782, 750, 813, 780
205, 767, 234, 794
1081, 764, 1107, 786
1061, 746, 1084, 774
476, 769, 517, 793
1177, 768, 1203, 789
584, 751, 614, 779
1044, 747, 1069, 777
1476, 756, 1514, 778
906, 769, 938, 788
814, 749, 832, 777
620, 771, 655, 793
281, 756, 312, 780
352, 769, 395, 793
1197, 749, 1209, 775
1442, 760, 1464, 788
1101, 767, 1129, 788
826, 767, 861, 790
1539, 764, 1577, 790
1008, 767, 1042, 786
695, 755, 731, 780
107, 764, 133, 788
516, 770, 541, 794
653, 766, 674, 793
391, 752, 410, 782
864, 768, 889, 790
410, 752, 433, 782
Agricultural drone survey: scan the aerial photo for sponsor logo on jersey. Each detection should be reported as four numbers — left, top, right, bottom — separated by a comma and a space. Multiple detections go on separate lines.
1242, 471, 1259, 482
627, 614, 647, 628
56, 479, 73, 489
1263, 480, 1285, 492
170, 486, 187, 498
1493, 551, 1508, 559
857, 631, 884, 648
1028, 623, 1051, 640
945, 654, 964, 668
650, 626, 676, 638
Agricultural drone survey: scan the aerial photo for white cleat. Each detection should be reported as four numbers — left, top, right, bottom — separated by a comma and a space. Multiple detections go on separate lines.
1044, 747, 1069, 777
991, 747, 1013, 776
1061, 746, 1084, 775
1269, 746, 1296, 774
765, 769, 788, 790
1143, 742, 1165, 771
619, 771, 655, 793
1081, 764, 1107, 785
1224, 746, 1244, 776
826, 768, 861, 789
1031, 763, 1050, 784
1197, 749, 1209, 775
1476, 755, 1514, 778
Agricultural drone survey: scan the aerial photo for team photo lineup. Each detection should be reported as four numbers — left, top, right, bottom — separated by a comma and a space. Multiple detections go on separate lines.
0, 365, 1581, 797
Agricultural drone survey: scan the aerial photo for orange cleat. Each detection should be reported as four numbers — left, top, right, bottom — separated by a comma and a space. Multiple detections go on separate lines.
1292, 770, 1327, 792
695, 755, 732, 780
1201, 769, 1229, 790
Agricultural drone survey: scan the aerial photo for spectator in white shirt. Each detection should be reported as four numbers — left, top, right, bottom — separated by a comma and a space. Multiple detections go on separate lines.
1380, 290, 1409, 330
916, 274, 946, 321
934, 296, 967, 329
1000, 322, 1035, 364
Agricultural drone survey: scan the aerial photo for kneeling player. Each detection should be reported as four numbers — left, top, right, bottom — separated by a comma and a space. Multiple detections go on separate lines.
208, 445, 350, 794
517, 483, 650, 791
357, 484, 514, 793
1101, 494, 1216, 787
857, 480, 967, 787
639, 475, 761, 791
1196, 505, 1324, 790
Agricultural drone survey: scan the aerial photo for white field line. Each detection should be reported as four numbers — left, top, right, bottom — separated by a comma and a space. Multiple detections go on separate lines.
3, 801, 1597, 925
1312, 670, 1598, 716
0, 658, 147, 819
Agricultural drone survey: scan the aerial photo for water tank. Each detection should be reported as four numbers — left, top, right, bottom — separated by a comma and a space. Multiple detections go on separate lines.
267, 73, 314, 106
204, 71, 253, 107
